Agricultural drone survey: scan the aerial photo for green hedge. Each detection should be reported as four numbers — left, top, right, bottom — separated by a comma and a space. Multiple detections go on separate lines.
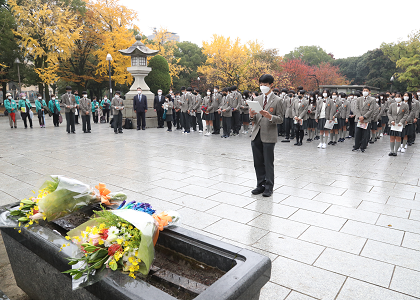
145, 55, 171, 95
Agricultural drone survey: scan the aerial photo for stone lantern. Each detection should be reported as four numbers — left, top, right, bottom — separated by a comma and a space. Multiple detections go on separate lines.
118, 35, 159, 128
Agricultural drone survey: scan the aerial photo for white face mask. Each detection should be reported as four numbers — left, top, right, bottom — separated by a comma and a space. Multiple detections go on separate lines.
115, 95, 119, 98
310, 97, 313, 100
395, 97, 402, 103
363, 91, 369, 97
22, 96, 26, 100
332, 95, 337, 99
260, 85, 270, 94
404, 96, 409, 101
376, 99, 379, 102
417, 92, 420, 96
214, 89, 217, 93
7, 96, 11, 99
137, 90, 141, 94
323, 93, 327, 98
380, 96, 383, 99
83, 95, 87, 98
67, 91, 71, 94
52, 97, 56, 100
104, 97, 107, 100
207, 92, 211, 95
38, 96, 42, 99
158, 92, 162, 95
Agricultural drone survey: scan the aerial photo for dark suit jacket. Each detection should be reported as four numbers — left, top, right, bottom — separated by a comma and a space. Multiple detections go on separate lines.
133, 94, 147, 112
154, 95, 165, 111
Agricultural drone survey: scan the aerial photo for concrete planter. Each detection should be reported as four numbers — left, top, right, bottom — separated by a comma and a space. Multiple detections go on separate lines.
0, 203, 271, 300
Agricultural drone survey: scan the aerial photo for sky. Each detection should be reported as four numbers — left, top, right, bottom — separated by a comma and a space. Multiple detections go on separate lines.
121, 0, 420, 59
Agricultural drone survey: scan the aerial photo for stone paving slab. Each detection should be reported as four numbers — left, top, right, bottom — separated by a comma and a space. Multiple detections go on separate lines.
1, 117, 420, 299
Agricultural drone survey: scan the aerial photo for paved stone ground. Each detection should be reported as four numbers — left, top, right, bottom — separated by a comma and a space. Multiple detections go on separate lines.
0, 116, 420, 300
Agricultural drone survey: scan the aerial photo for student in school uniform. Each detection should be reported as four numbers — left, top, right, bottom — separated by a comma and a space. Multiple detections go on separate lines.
62, 86, 77, 133
162, 94, 174, 132
179, 87, 192, 134
292, 90, 309, 146
408, 92, 419, 145
388, 93, 409, 156
249, 74, 284, 197
282, 90, 295, 142
240, 90, 251, 134
35, 93, 47, 128
379, 93, 389, 137
212, 86, 222, 135
414, 90, 420, 134
18, 93, 33, 129
306, 92, 316, 142
315, 90, 333, 149
79, 91, 92, 133
4, 93, 17, 129
369, 97, 381, 144
203, 89, 214, 136
353, 87, 375, 152
230, 86, 242, 135
328, 91, 343, 145
218, 88, 232, 138
111, 91, 124, 134
48, 94, 61, 127
338, 93, 349, 142
192, 88, 203, 133
277, 88, 288, 137
400, 92, 415, 152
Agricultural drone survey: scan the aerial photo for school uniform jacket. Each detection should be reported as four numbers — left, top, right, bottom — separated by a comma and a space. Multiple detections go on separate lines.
212, 93, 222, 112
203, 96, 214, 114
315, 98, 334, 120
250, 93, 284, 143
79, 97, 92, 115
283, 96, 296, 118
61, 93, 76, 113
219, 96, 232, 117
307, 103, 316, 119
330, 99, 343, 119
405, 102, 416, 124
163, 101, 174, 115
179, 93, 191, 113
174, 96, 181, 110
111, 97, 124, 115
371, 103, 381, 122
354, 96, 375, 122
380, 100, 388, 117
191, 94, 202, 112
292, 98, 309, 121
231, 91, 241, 111
388, 102, 409, 127
240, 97, 250, 114
340, 99, 351, 119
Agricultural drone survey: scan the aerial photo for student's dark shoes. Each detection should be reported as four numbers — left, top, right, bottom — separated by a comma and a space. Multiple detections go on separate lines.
251, 186, 265, 195
314, 136, 320, 140
361, 149, 365, 152
297, 142, 302, 146
352, 148, 359, 152
294, 142, 299, 146
282, 138, 290, 142
118, 131, 123, 133
389, 152, 395, 156
393, 153, 397, 156
328, 141, 333, 145
262, 189, 273, 197
369, 139, 374, 144
115, 131, 118, 134
87, 130, 91, 133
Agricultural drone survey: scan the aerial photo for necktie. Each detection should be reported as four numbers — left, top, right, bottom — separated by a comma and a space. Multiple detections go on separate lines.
263, 96, 268, 110
398, 104, 400, 107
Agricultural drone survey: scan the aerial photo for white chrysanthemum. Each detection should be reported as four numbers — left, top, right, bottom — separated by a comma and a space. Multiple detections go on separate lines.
108, 226, 119, 235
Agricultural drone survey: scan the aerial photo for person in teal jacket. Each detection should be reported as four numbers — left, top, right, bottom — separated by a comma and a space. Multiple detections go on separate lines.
18, 93, 33, 129
74, 90, 80, 124
35, 93, 47, 128
48, 94, 61, 127
4, 93, 17, 128
101, 96, 111, 123
91, 96, 99, 123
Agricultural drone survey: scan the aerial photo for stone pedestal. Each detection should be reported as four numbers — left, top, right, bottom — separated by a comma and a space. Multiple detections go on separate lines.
123, 66, 156, 129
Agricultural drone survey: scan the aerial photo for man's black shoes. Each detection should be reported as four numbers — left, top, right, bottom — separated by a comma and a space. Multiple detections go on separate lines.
251, 186, 265, 195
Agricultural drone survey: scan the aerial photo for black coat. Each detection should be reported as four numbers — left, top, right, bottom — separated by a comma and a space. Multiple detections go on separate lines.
154, 95, 165, 111
133, 94, 148, 112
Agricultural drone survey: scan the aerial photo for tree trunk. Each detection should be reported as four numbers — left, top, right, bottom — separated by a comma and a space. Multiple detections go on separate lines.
38, 83, 44, 100
2, 82, 7, 103
44, 83, 50, 102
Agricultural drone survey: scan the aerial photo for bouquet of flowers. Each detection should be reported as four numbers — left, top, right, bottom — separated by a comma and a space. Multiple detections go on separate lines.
62, 202, 180, 289
6, 176, 126, 227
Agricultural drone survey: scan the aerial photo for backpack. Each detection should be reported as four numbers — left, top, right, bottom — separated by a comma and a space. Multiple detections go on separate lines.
124, 118, 133, 129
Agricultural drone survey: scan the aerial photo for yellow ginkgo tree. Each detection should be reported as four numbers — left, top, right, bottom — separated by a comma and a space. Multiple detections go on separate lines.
9, 0, 82, 98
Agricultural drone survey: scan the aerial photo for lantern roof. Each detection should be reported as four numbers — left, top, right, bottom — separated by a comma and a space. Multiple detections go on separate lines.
119, 35, 159, 57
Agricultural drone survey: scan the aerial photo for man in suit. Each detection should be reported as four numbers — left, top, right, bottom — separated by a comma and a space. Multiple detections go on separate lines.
250, 74, 284, 197
154, 89, 165, 128
133, 87, 148, 130
111, 91, 124, 134
79, 91, 92, 133
61, 86, 76, 133
353, 86, 375, 152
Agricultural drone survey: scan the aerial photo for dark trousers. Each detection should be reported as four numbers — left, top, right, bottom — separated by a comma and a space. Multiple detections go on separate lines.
22, 112, 33, 128
213, 112, 221, 133
65, 112, 75, 132
167, 121, 172, 130
93, 112, 98, 123
196, 112, 203, 131
114, 112, 123, 132
38, 111, 44, 126
53, 113, 59, 126
175, 111, 181, 129
222, 116, 232, 137
348, 117, 355, 137
251, 132, 275, 192
181, 112, 190, 132
103, 109, 110, 122
232, 110, 240, 134
81, 114, 91, 132
172, 109, 177, 126
295, 126, 304, 142
156, 109, 164, 127
75, 111, 79, 124
284, 117, 294, 139
136, 111, 146, 129
190, 115, 197, 131
354, 123, 371, 150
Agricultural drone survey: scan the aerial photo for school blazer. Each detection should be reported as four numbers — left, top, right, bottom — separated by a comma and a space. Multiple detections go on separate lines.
219, 96, 232, 117
203, 96, 214, 113
179, 93, 190, 113
405, 103, 416, 124
371, 103, 381, 122
307, 103, 316, 119
283, 96, 295, 118
240, 97, 250, 114
111, 97, 124, 115
163, 101, 174, 115
292, 99, 309, 121
330, 99, 343, 119
251, 93, 284, 143
388, 102, 409, 127
315, 98, 334, 120
354, 96, 375, 122
79, 98, 92, 115
191, 94, 202, 112
231, 91, 241, 111
61, 93, 76, 113
340, 100, 351, 119
212, 93, 222, 111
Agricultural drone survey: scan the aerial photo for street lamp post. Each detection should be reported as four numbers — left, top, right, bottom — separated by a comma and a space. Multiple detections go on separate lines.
14, 58, 21, 94
106, 54, 112, 98
390, 76, 394, 93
